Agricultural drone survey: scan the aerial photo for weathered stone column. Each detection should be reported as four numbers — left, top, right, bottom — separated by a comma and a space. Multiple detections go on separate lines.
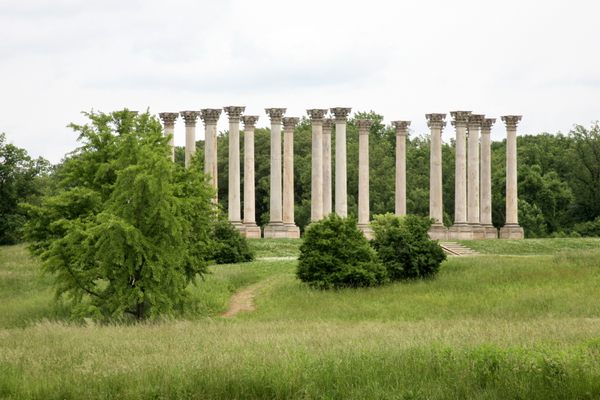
467, 114, 484, 239
500, 115, 524, 239
322, 118, 333, 216
331, 107, 351, 217
282, 117, 301, 238
392, 121, 410, 216
357, 119, 373, 238
263, 108, 286, 238
308, 109, 328, 222
480, 118, 497, 239
180, 111, 200, 168
448, 111, 471, 239
426, 113, 448, 240
200, 109, 222, 200
159, 112, 178, 162
240, 116, 261, 238
223, 106, 245, 228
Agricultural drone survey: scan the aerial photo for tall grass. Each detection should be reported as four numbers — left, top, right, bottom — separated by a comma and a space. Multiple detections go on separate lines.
1, 242, 600, 399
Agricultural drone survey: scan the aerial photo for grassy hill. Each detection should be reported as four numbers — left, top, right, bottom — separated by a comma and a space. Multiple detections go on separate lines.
1, 238, 600, 399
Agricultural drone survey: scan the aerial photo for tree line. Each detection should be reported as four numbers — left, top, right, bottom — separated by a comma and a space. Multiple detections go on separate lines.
2, 112, 600, 245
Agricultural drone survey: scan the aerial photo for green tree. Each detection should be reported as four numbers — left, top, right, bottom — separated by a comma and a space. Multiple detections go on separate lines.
568, 123, 600, 221
23, 110, 215, 320
0, 133, 50, 244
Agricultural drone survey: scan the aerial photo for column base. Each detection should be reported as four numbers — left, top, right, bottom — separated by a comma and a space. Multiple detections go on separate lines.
448, 223, 473, 240
240, 223, 262, 239
499, 224, 524, 239
469, 224, 486, 240
481, 224, 498, 239
264, 222, 299, 239
230, 220, 244, 231
358, 224, 374, 240
427, 223, 448, 240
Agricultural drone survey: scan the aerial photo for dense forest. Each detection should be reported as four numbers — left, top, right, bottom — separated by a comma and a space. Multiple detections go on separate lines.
2, 112, 600, 244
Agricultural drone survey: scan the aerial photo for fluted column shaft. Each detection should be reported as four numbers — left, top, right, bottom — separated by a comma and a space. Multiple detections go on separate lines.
392, 121, 410, 216
265, 108, 286, 224
200, 109, 222, 199
308, 109, 328, 221
450, 111, 470, 225
242, 118, 257, 224
159, 112, 178, 162
331, 107, 351, 217
322, 118, 333, 215
504, 116, 520, 225
480, 119, 495, 226
282, 118, 298, 226
467, 115, 484, 225
426, 114, 446, 226
357, 120, 372, 227
224, 106, 245, 224
180, 111, 199, 169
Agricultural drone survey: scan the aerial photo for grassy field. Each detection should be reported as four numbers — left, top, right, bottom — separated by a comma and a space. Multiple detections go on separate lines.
1, 239, 600, 399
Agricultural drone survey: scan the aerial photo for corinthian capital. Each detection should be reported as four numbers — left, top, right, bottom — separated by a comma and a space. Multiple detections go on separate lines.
392, 121, 411, 135
323, 118, 334, 131
265, 108, 287, 124
180, 111, 200, 127
223, 106, 246, 122
159, 112, 179, 127
426, 113, 446, 129
482, 118, 496, 131
330, 107, 352, 122
200, 109, 222, 124
241, 115, 259, 129
356, 119, 373, 133
307, 109, 328, 122
467, 114, 485, 128
450, 111, 471, 127
282, 117, 299, 131
501, 115, 522, 129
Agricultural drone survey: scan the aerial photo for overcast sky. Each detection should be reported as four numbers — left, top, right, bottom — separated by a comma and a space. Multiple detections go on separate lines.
1, 0, 598, 163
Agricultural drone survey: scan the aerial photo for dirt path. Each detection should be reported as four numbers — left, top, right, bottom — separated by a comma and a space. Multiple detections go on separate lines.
221, 278, 275, 318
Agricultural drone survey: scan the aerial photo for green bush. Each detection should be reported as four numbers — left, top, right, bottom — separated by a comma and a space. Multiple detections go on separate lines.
371, 213, 446, 280
212, 216, 255, 264
297, 214, 388, 289
573, 217, 600, 237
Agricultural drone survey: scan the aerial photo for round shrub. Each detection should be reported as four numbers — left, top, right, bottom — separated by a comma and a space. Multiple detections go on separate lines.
297, 214, 388, 289
212, 217, 254, 264
371, 213, 446, 280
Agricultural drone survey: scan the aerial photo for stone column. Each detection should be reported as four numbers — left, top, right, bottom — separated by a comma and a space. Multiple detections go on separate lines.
426, 113, 448, 240
331, 107, 351, 217
240, 116, 261, 238
200, 109, 222, 200
223, 106, 245, 229
159, 112, 178, 162
447, 111, 470, 239
480, 118, 498, 239
467, 114, 485, 239
357, 119, 373, 238
322, 118, 333, 216
282, 117, 301, 238
180, 111, 200, 168
263, 108, 287, 238
392, 121, 410, 216
308, 109, 328, 222
500, 115, 524, 239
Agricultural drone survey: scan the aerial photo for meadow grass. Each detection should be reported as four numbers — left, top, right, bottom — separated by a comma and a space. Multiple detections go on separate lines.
1, 241, 600, 399
248, 238, 301, 258
460, 237, 600, 255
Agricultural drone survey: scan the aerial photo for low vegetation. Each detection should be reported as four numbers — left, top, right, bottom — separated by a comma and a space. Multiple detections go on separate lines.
2, 239, 600, 398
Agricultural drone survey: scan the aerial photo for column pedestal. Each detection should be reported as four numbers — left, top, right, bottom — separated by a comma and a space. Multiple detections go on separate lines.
482, 225, 499, 239
499, 224, 524, 239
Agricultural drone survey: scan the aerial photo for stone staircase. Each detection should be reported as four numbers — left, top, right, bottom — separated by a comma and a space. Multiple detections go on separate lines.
439, 241, 479, 256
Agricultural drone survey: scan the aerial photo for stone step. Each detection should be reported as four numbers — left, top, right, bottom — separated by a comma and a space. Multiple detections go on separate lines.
439, 241, 480, 256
